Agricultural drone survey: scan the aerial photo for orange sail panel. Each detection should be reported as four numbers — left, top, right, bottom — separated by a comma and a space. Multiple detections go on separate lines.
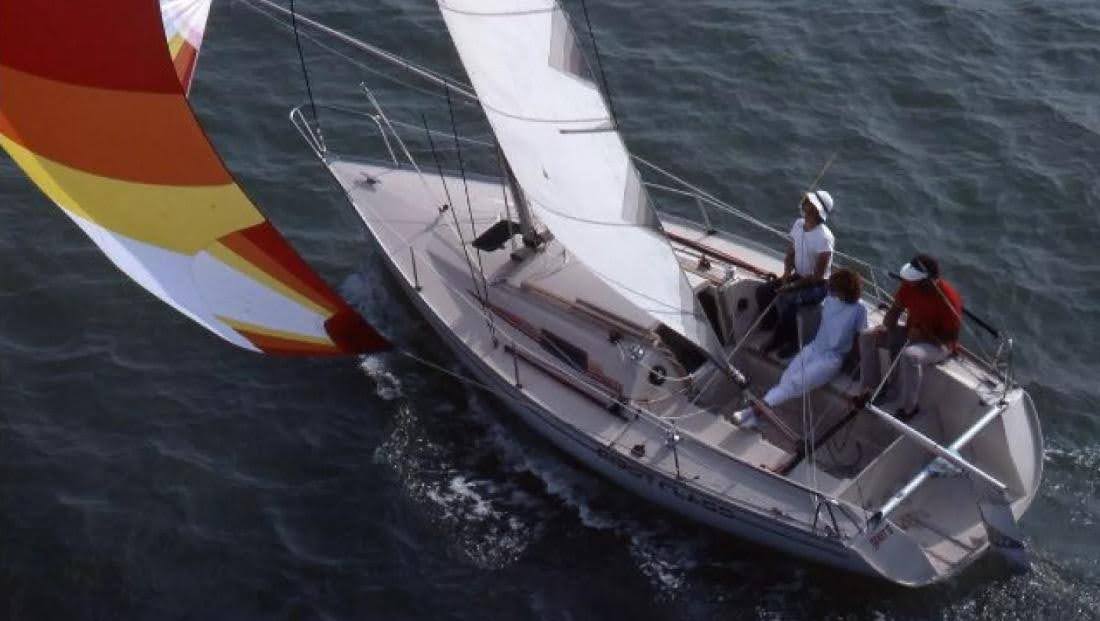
160, 0, 213, 94
0, 0, 389, 355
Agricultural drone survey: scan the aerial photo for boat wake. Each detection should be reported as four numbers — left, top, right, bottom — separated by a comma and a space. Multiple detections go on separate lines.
1043, 440, 1100, 528
367, 350, 711, 595
371, 384, 546, 570
470, 393, 707, 596
474, 392, 709, 597
1044, 441, 1100, 475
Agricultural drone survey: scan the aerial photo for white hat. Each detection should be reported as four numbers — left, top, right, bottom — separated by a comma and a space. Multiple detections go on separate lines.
900, 261, 931, 282
899, 254, 940, 282
899, 263, 927, 282
805, 189, 834, 220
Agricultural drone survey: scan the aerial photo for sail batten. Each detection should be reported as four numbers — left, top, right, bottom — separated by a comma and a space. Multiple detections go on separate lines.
0, 0, 388, 356
438, 0, 723, 358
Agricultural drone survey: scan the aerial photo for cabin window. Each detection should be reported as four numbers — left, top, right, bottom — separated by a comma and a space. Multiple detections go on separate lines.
540, 330, 588, 371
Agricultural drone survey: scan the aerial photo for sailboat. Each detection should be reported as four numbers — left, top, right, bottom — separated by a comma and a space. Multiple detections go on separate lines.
0, 0, 1043, 586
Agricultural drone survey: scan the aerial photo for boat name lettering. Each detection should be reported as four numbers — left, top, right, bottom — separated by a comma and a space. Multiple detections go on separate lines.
595, 446, 738, 520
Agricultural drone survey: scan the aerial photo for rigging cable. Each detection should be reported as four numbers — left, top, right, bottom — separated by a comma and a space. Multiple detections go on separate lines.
395, 351, 498, 394
289, 0, 323, 147
796, 315, 821, 501
244, 0, 476, 99
240, 0, 478, 107
446, 87, 492, 308
420, 112, 496, 338
577, 0, 620, 128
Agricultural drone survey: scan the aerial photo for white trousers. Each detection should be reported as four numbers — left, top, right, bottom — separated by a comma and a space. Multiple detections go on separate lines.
897, 342, 951, 412
763, 347, 842, 408
859, 327, 951, 412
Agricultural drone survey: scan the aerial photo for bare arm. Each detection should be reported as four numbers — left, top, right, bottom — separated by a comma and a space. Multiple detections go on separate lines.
782, 243, 795, 279
882, 298, 904, 330
812, 251, 831, 281
783, 251, 831, 291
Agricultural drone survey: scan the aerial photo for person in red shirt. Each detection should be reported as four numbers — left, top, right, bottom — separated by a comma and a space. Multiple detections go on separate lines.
856, 254, 964, 419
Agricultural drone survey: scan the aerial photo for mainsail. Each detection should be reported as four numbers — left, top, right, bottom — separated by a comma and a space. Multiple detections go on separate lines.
0, 0, 388, 355
160, 0, 214, 94
438, 0, 724, 359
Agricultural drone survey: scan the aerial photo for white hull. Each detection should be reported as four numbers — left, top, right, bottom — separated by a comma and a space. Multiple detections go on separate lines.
388, 254, 865, 573
321, 157, 1043, 586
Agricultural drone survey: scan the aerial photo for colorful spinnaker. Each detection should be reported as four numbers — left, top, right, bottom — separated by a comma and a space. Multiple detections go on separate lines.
0, 0, 389, 356
160, 0, 214, 94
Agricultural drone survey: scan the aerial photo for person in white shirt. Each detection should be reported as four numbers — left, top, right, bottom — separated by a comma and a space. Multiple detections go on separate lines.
734, 269, 867, 429
757, 189, 836, 357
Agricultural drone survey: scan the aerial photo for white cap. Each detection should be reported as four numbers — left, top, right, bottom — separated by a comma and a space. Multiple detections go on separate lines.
805, 189, 834, 220
899, 261, 929, 282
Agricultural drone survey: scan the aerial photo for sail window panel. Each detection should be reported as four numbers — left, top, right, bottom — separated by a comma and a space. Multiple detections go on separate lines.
621, 161, 659, 229
548, 8, 594, 84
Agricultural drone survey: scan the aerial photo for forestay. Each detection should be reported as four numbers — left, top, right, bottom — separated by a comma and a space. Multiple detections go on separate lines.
0, 0, 388, 356
438, 0, 724, 359
160, 0, 214, 94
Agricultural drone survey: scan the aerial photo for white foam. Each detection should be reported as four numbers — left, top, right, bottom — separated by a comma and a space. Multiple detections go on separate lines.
371, 367, 710, 590
372, 397, 544, 569
358, 354, 403, 400
462, 390, 704, 596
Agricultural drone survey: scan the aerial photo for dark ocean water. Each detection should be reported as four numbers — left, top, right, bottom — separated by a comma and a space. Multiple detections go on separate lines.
2, 1, 1099, 619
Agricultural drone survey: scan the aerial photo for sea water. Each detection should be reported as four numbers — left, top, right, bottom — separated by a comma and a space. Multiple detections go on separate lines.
0, 1, 1097, 618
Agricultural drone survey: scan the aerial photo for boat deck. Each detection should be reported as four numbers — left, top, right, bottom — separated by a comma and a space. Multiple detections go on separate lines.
322, 157, 1043, 585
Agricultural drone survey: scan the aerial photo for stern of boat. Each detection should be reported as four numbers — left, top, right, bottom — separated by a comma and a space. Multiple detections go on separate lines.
846, 387, 1043, 586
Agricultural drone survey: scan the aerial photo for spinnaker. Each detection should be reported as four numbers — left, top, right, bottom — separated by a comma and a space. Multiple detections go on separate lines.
0, 0, 388, 355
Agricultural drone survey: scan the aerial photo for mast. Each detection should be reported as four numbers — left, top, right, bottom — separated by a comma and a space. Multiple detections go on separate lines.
501, 157, 539, 247
437, 0, 727, 361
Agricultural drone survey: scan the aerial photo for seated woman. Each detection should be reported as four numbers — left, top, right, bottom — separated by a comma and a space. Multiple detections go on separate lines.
733, 268, 867, 429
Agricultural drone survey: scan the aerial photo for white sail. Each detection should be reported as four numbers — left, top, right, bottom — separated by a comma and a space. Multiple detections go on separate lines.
438, 0, 723, 359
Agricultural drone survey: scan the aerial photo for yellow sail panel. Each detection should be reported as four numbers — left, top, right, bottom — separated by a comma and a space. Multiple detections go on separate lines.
0, 0, 389, 355
0, 135, 263, 254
